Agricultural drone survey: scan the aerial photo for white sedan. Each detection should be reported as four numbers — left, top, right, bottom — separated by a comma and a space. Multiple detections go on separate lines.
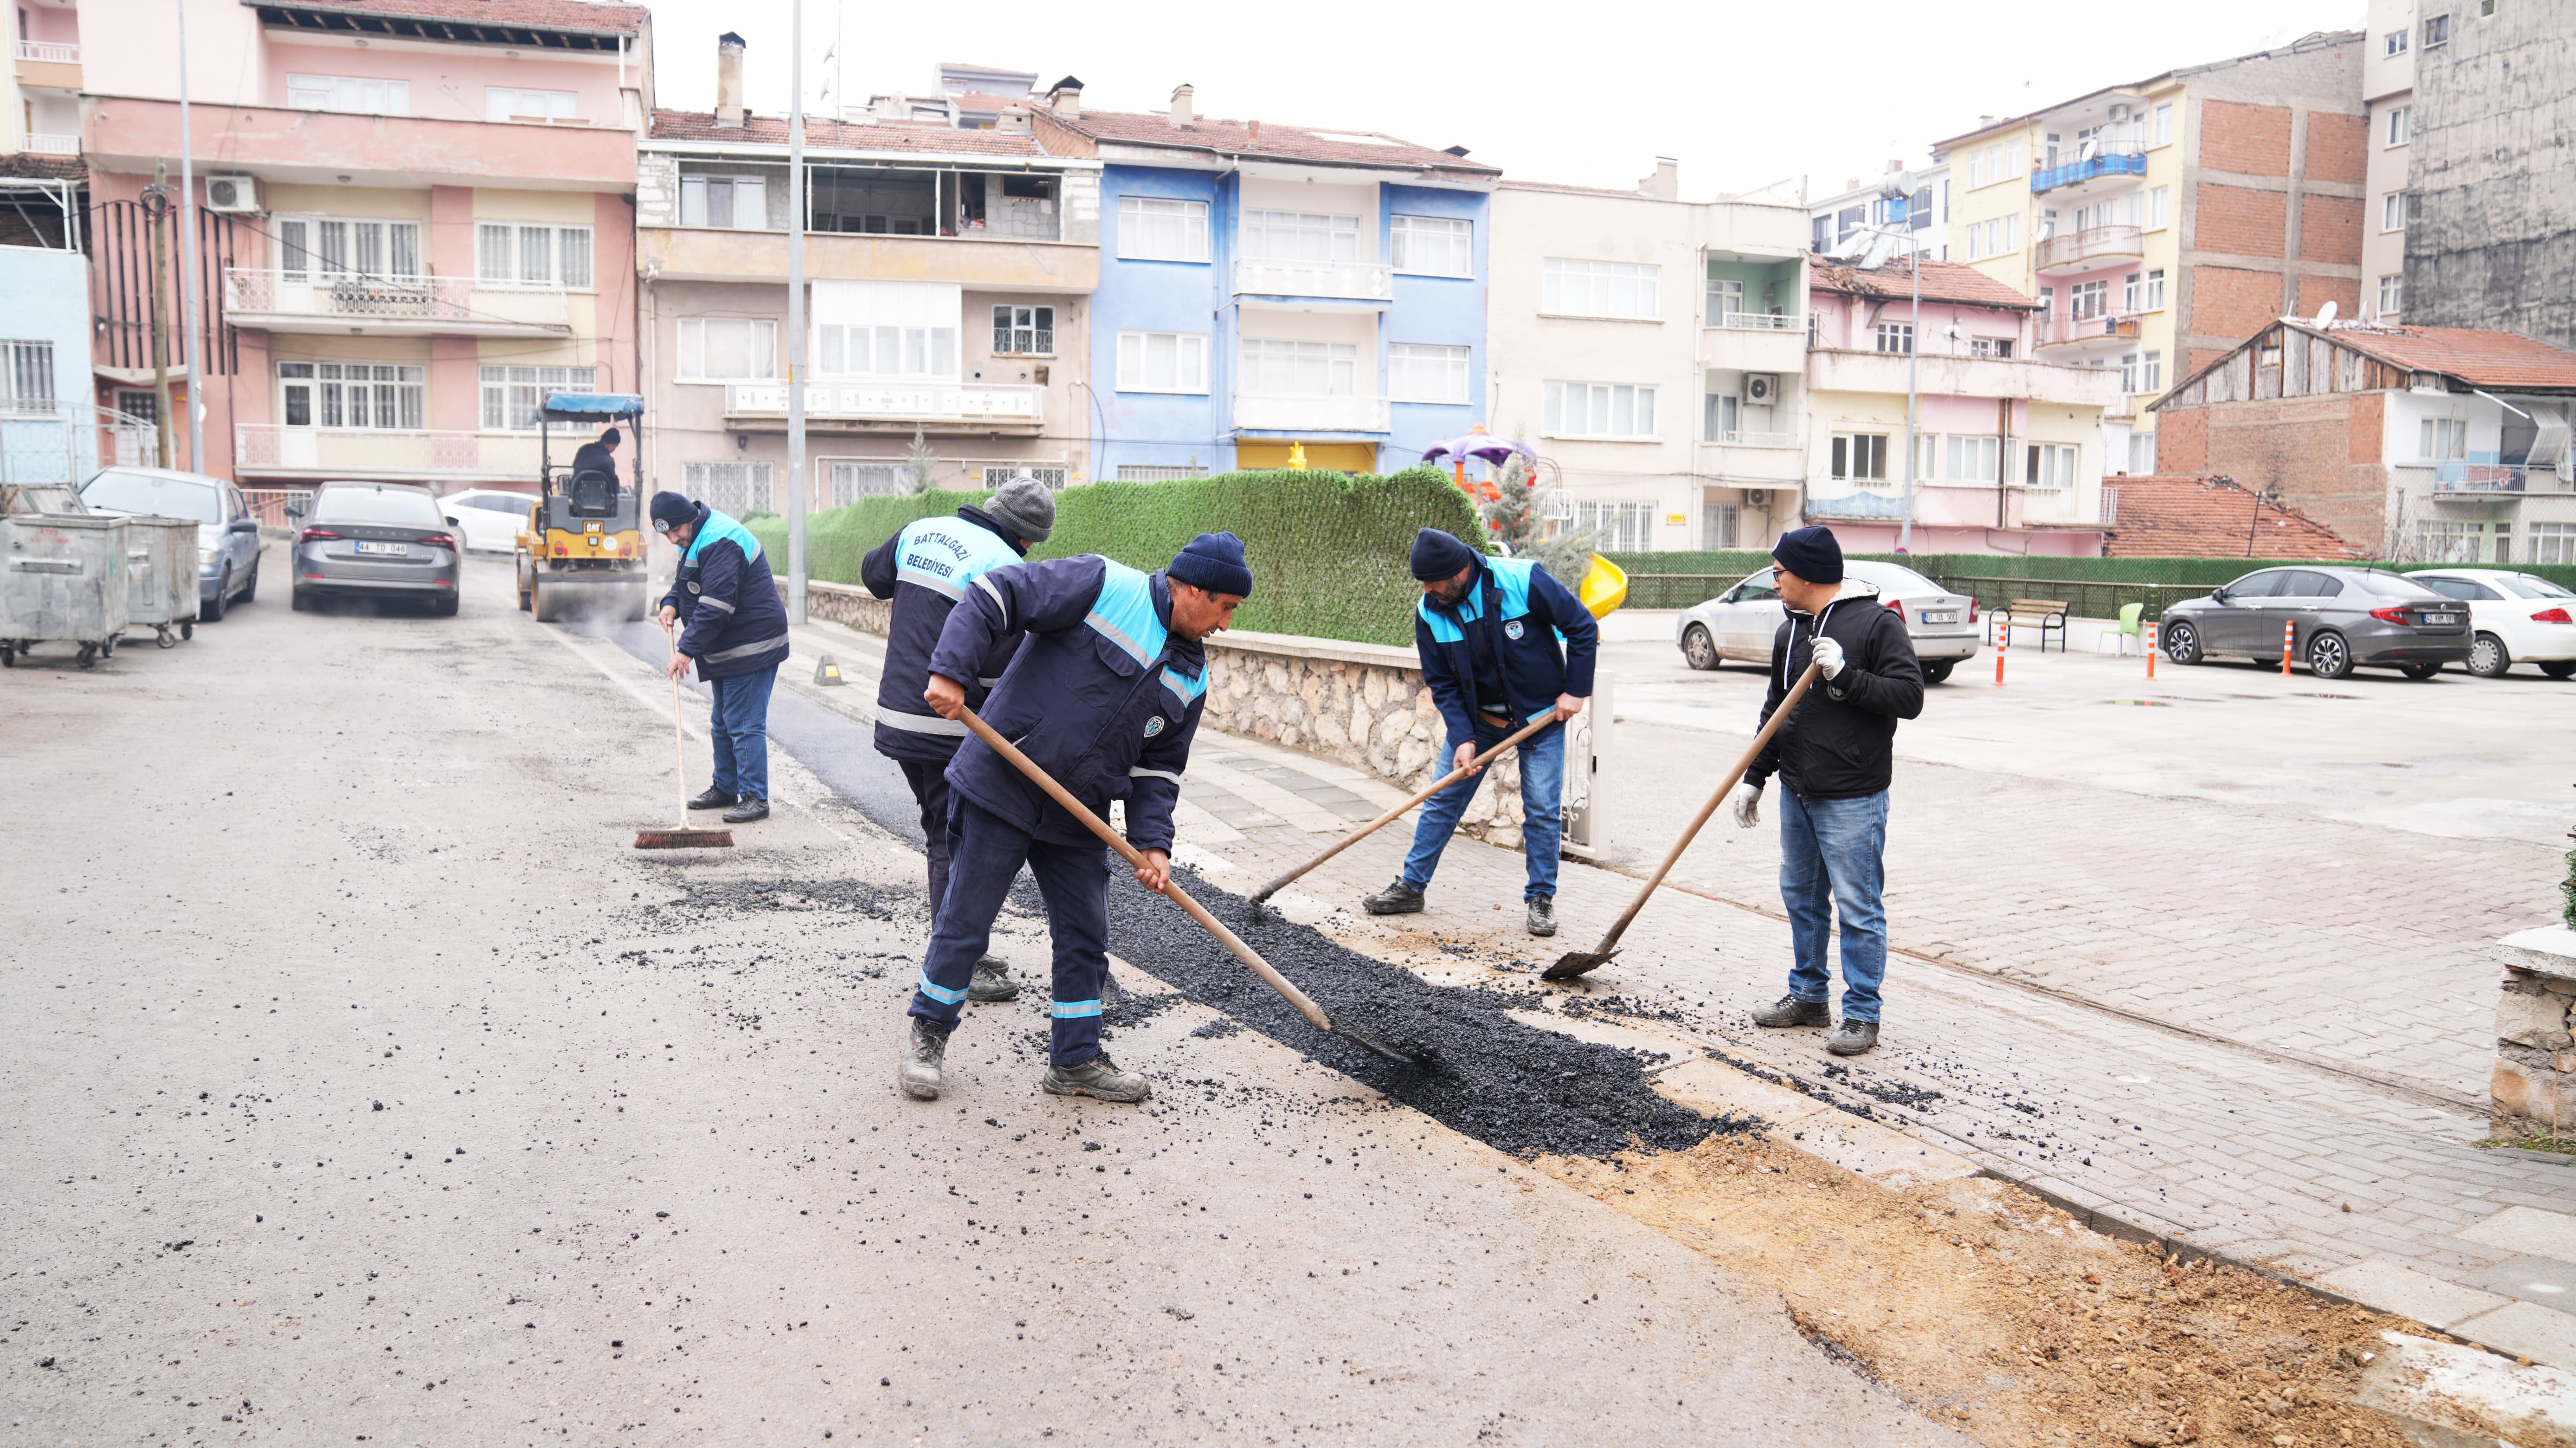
437, 489, 539, 553
1675, 559, 1983, 683
2407, 568, 2576, 678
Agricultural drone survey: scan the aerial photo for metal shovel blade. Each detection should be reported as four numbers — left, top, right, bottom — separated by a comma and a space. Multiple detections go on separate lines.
1540, 946, 1619, 982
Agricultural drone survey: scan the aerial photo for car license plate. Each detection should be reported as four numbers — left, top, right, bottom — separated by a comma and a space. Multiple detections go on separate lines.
2423, 613, 2459, 625
356, 540, 407, 556
1922, 610, 1958, 624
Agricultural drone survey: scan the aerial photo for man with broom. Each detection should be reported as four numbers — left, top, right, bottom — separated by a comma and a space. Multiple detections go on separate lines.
652, 489, 790, 825
896, 532, 1254, 1104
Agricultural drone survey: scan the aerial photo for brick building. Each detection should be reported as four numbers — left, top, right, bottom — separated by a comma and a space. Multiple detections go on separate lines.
2149, 320, 2576, 563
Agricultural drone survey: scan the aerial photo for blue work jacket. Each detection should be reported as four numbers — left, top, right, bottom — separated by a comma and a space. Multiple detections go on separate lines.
1413, 554, 1599, 744
660, 505, 790, 681
930, 555, 1207, 853
860, 506, 1029, 764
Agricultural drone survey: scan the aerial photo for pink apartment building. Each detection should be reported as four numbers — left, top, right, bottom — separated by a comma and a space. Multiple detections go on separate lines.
76, 0, 648, 488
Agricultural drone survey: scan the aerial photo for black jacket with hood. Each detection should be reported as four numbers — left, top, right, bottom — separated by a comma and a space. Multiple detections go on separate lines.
1746, 580, 1925, 800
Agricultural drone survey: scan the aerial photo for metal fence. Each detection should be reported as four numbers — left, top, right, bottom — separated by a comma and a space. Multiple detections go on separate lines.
241, 488, 316, 531
1931, 574, 2212, 622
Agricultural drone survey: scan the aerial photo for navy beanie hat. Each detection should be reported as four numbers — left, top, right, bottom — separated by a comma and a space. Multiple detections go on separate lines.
1168, 531, 1254, 598
1770, 524, 1845, 585
648, 490, 701, 532
1408, 527, 1479, 581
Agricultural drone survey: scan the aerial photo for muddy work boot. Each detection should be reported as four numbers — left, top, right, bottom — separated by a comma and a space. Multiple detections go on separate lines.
968, 958, 1020, 1004
1749, 994, 1831, 1029
1825, 1020, 1880, 1056
897, 1017, 952, 1100
1042, 1052, 1150, 1104
721, 797, 769, 824
1525, 897, 1557, 937
1360, 880, 1425, 916
687, 785, 739, 811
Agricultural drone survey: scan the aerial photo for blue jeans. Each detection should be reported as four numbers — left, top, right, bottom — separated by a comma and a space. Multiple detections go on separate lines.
909, 798, 1111, 1066
1779, 787, 1889, 1023
705, 665, 777, 801
1401, 717, 1563, 901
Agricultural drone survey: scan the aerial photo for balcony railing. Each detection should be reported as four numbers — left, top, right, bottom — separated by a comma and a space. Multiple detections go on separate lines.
2034, 224, 2144, 273
2030, 152, 2146, 193
233, 426, 540, 479
1232, 258, 1394, 302
23, 132, 78, 156
2427, 463, 2562, 495
15, 40, 79, 63
2037, 312, 2141, 347
1234, 393, 1391, 433
1713, 310, 1800, 332
1705, 430, 1801, 449
724, 380, 1044, 426
223, 269, 570, 333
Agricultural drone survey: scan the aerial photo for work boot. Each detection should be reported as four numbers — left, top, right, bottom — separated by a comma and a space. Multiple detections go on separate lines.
1041, 1052, 1150, 1103
1525, 897, 1557, 937
1825, 1020, 1881, 1056
721, 797, 769, 824
968, 958, 1020, 1003
1749, 994, 1831, 1029
687, 785, 739, 811
1360, 880, 1425, 916
897, 1017, 951, 1100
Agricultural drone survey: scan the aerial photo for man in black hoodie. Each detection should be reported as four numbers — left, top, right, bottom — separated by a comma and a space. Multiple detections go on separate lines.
1734, 525, 1923, 1055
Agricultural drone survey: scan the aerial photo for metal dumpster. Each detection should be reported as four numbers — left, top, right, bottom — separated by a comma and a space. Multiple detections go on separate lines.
1, 512, 129, 668
120, 514, 199, 647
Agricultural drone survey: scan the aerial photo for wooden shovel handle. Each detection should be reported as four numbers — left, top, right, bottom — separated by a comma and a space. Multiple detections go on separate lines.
1252, 710, 1560, 901
953, 706, 1333, 1033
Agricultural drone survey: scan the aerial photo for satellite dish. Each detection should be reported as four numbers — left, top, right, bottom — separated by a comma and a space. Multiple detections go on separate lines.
2314, 300, 2339, 327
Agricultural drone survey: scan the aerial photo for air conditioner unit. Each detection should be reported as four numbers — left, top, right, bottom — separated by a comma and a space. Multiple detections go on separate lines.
1743, 373, 1781, 405
204, 176, 260, 214
2109, 103, 2131, 124
1746, 489, 1772, 507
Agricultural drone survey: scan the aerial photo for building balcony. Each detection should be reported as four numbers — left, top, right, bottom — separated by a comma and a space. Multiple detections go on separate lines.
1711, 310, 1799, 333
22, 131, 79, 156
2034, 224, 2144, 275
2019, 485, 2108, 526
14, 41, 79, 92
222, 270, 572, 338
1805, 348, 2124, 409
637, 227, 1096, 294
2034, 313, 2141, 352
2427, 463, 2564, 497
1232, 258, 1394, 304
1698, 432, 1808, 483
723, 379, 1045, 432
1233, 393, 1391, 434
233, 426, 541, 483
1701, 321, 1809, 374
85, 97, 634, 188
2030, 152, 2146, 194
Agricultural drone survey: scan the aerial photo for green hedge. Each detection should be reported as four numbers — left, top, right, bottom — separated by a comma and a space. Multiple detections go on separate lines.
745, 467, 1486, 647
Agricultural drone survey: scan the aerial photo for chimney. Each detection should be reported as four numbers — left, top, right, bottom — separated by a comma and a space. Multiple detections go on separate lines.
715, 32, 746, 128
1887, 158, 1903, 174
1169, 83, 1194, 128
1638, 156, 1678, 200
1246, 119, 1261, 147
998, 104, 1031, 135
1046, 75, 1082, 120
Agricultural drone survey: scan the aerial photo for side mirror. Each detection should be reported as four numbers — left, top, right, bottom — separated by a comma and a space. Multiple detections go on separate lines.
229, 516, 258, 533
2210, 587, 2229, 602
286, 503, 306, 521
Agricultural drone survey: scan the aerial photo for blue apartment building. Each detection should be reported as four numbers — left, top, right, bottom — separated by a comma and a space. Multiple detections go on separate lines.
1033, 83, 1498, 479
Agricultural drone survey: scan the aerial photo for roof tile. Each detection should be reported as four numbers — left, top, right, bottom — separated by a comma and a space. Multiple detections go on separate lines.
1809, 257, 2038, 312
649, 109, 1049, 157
2102, 474, 2367, 558
259, 0, 646, 36
1041, 106, 1494, 176
2299, 323, 2576, 391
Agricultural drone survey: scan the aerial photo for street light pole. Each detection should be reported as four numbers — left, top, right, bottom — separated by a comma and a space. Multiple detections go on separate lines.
176, 0, 204, 473
785, 0, 808, 624
1881, 170, 1922, 554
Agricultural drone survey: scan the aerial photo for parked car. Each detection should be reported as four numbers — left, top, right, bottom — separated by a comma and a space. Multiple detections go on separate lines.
1677, 560, 1981, 683
2158, 566, 2471, 680
78, 465, 261, 621
438, 488, 539, 554
2406, 568, 2576, 679
289, 482, 462, 616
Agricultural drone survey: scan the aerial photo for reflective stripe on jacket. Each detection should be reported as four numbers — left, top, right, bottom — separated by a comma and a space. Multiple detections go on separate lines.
860, 506, 1028, 762
660, 506, 790, 681
1413, 554, 1599, 745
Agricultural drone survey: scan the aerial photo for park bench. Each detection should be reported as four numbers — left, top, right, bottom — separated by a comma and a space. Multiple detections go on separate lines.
1999, 598, 2069, 652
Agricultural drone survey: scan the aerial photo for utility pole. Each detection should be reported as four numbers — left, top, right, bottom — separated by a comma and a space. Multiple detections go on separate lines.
786, 0, 808, 624
145, 166, 173, 469
177, 0, 204, 473
1881, 170, 1923, 554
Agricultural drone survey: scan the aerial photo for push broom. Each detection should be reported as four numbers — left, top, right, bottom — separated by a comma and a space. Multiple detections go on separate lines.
635, 624, 736, 851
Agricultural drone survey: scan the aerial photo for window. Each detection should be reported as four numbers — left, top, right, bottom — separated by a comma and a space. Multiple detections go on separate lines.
2378, 274, 2404, 314
828, 462, 903, 505
1707, 276, 1743, 326
1944, 434, 2000, 482
2152, 102, 2173, 147
2122, 272, 2142, 312
1543, 381, 1656, 439
2144, 268, 2167, 310
276, 361, 424, 430
1115, 464, 1209, 482
2385, 28, 2409, 54
2386, 107, 2411, 146
1543, 258, 1660, 319
2421, 417, 2468, 460
817, 321, 957, 379
2529, 522, 2576, 565
2025, 442, 2079, 489
2069, 280, 2108, 320
1242, 210, 1360, 263
991, 305, 1054, 357
1875, 322, 1914, 354
1704, 390, 1737, 441
2038, 286, 2055, 322
1963, 215, 2020, 261
1969, 337, 2014, 359
2141, 350, 2162, 392
1702, 503, 1739, 551
476, 223, 593, 289
112, 387, 156, 425
2382, 193, 2406, 232
680, 175, 770, 230
1239, 339, 1357, 397
486, 87, 577, 122
1388, 344, 1470, 404
2146, 186, 2171, 231
675, 318, 777, 382
1115, 331, 1207, 393
1570, 500, 1654, 552
1390, 215, 1472, 276
2422, 13, 2449, 47
286, 74, 408, 115
976, 465, 1067, 490
277, 217, 421, 282
478, 365, 597, 431
1965, 140, 2024, 189
1831, 433, 1888, 482
1116, 196, 1209, 262
2121, 352, 2143, 393
684, 461, 775, 518
2413, 520, 2479, 561
0, 337, 54, 412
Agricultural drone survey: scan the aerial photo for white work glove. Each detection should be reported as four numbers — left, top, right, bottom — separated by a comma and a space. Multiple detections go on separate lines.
1731, 781, 1763, 829
1810, 636, 1846, 680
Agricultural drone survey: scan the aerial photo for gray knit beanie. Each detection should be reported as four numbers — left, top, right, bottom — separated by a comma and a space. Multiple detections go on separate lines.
983, 474, 1056, 544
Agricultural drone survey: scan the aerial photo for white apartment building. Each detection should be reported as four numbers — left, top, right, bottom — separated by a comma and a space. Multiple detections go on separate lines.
1807, 160, 1950, 261
2364, 0, 2417, 321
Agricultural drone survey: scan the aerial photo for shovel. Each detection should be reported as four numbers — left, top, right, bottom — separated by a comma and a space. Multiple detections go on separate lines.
1541, 660, 1822, 981
1247, 710, 1559, 911
952, 705, 1427, 1070
635, 622, 737, 851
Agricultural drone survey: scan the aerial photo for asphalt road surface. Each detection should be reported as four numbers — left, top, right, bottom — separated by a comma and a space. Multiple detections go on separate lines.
1, 554, 1961, 1446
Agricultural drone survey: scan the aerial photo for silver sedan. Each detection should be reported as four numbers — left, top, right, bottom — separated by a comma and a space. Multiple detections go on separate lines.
1675, 560, 1981, 684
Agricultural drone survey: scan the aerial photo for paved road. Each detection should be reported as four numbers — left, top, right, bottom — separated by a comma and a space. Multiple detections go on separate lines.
0, 557, 1957, 1445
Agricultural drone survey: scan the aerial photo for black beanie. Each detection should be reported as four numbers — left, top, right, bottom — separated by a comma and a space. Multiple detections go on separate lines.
1770, 525, 1844, 585
1408, 527, 1479, 581
1167, 531, 1254, 598
649, 491, 701, 532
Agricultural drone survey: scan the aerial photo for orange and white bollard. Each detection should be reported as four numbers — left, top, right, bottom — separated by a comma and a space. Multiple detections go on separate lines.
2280, 618, 2296, 675
2145, 620, 2159, 680
1994, 611, 2009, 686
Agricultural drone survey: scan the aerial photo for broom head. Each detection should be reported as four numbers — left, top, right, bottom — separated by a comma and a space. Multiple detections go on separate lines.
634, 827, 735, 850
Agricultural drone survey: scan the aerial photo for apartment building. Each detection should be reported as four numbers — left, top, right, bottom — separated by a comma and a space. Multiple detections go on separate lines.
1934, 32, 2367, 477
2361, 0, 2415, 323
9, 0, 81, 161
75, 0, 648, 484
1488, 164, 1808, 552
1028, 82, 1497, 480
634, 41, 1099, 519
1803, 257, 2120, 555
1807, 160, 1949, 260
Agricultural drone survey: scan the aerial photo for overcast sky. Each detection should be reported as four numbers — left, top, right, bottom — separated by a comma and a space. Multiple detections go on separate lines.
641, 0, 2366, 202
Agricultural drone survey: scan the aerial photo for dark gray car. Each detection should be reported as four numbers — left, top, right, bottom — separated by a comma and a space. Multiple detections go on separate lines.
2159, 566, 2471, 680
289, 482, 462, 616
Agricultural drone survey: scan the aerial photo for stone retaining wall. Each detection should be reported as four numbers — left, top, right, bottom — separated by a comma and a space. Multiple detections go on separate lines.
2493, 927, 2576, 1136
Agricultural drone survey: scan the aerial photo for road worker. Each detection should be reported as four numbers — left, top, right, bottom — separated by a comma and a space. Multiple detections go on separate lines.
652, 489, 790, 825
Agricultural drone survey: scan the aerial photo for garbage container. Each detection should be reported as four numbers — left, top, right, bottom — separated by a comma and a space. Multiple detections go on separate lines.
1, 512, 129, 668
120, 514, 200, 648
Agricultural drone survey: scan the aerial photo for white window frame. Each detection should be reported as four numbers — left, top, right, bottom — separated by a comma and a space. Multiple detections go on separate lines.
1831, 432, 1889, 482
2386, 107, 2412, 146
2152, 102, 2174, 147
1116, 195, 1210, 263
276, 360, 424, 431
478, 364, 598, 432
679, 174, 771, 231
683, 461, 775, 518
1875, 321, 1914, 355
1389, 214, 1471, 277
1238, 338, 1358, 397
2385, 28, 2410, 55
286, 74, 409, 115
2378, 274, 2404, 314
1115, 464, 1210, 482
2024, 442, 2079, 489
2422, 12, 2449, 47
476, 222, 594, 290
485, 86, 578, 122
674, 318, 778, 383
2069, 279, 2108, 320
2144, 268, 2167, 311
974, 464, 1068, 490
1388, 343, 1470, 405
1542, 380, 1657, 440
0, 338, 56, 413
2527, 521, 2576, 565
276, 216, 422, 283
1943, 434, 2000, 482
1114, 330, 1207, 394
2146, 186, 2171, 231
991, 305, 1054, 357
2421, 417, 2468, 461
826, 461, 905, 505
1542, 258, 1661, 320
1570, 500, 1655, 553
2382, 193, 2406, 232
2141, 350, 2163, 393
1241, 209, 1361, 264
816, 322, 959, 381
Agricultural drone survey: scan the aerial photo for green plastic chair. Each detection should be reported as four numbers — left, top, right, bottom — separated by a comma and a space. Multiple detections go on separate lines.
2101, 602, 2144, 656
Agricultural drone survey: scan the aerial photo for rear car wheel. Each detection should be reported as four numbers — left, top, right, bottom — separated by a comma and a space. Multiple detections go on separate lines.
1922, 659, 1955, 684
291, 587, 313, 613
2399, 661, 2442, 680
2467, 632, 2511, 678
202, 568, 229, 623
432, 595, 460, 618
2541, 660, 2576, 680
2305, 630, 2353, 680
1681, 624, 1718, 671
2163, 619, 2203, 665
